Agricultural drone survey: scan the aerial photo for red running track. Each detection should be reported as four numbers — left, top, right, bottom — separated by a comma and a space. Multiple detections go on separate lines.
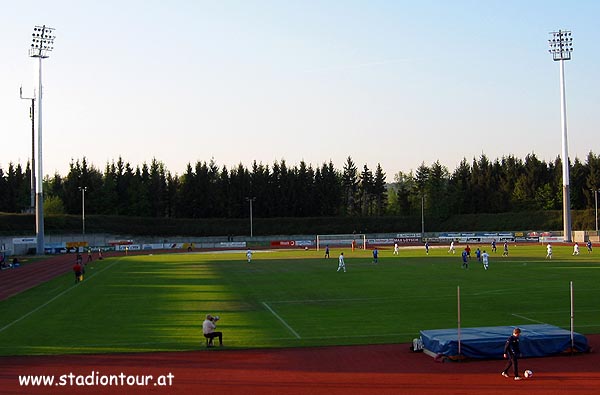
0, 339, 599, 395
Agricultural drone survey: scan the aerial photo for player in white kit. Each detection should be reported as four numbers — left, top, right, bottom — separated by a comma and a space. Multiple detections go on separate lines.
337, 252, 346, 272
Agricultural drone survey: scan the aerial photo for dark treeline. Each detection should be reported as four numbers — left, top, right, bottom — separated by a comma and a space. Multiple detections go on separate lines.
0, 152, 599, 220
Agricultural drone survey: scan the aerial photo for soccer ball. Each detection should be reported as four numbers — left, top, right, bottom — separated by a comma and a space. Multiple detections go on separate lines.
524, 369, 533, 378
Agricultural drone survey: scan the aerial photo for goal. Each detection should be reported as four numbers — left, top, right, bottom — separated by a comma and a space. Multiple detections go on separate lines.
316, 234, 366, 251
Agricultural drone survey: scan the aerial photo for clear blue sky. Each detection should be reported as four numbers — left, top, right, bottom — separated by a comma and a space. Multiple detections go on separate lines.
2, 0, 599, 180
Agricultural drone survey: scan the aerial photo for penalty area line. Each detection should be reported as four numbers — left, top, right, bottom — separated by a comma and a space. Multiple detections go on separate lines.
511, 313, 547, 324
262, 302, 301, 339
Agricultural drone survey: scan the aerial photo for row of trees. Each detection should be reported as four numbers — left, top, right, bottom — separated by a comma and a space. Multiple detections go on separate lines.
0, 157, 386, 219
392, 152, 600, 219
0, 152, 599, 220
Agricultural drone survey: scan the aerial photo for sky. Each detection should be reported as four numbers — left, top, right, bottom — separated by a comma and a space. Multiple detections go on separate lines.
1, 0, 599, 180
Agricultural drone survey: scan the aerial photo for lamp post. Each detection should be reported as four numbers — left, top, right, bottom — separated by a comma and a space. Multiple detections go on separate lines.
548, 29, 574, 242
19, 86, 36, 213
29, 24, 56, 255
79, 187, 87, 237
245, 197, 256, 237
421, 194, 425, 240
593, 189, 599, 233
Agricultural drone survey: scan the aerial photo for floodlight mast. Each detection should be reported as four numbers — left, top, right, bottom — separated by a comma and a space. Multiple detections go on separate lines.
29, 25, 56, 255
548, 30, 573, 242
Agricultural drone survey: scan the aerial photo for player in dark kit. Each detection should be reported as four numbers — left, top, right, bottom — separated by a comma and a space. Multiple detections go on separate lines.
461, 249, 468, 269
501, 327, 522, 380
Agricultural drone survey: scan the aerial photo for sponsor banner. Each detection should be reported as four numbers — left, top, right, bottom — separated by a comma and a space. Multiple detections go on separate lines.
66, 241, 89, 249
13, 237, 36, 245
45, 242, 67, 254
540, 236, 564, 243
367, 238, 396, 246
271, 240, 297, 247
394, 237, 421, 244
396, 233, 421, 238
108, 240, 134, 246
295, 240, 313, 247
439, 233, 462, 238
46, 247, 67, 254
515, 237, 540, 242
115, 244, 141, 251
527, 231, 553, 237
498, 236, 515, 242
438, 232, 515, 243
142, 243, 165, 250
219, 242, 246, 248
46, 242, 66, 248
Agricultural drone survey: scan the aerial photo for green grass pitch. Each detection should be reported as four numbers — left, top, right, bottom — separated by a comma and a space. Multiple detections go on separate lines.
0, 245, 599, 356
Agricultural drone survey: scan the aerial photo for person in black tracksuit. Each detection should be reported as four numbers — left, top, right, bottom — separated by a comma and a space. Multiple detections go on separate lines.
501, 327, 522, 380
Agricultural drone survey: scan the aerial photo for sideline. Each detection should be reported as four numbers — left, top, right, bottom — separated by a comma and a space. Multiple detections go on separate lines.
0, 258, 122, 334
262, 302, 301, 339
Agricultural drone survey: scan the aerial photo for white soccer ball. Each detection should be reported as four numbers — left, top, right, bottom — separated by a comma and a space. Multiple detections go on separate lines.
524, 369, 533, 378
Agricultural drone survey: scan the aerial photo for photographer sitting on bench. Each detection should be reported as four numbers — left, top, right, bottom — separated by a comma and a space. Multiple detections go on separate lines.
202, 314, 223, 347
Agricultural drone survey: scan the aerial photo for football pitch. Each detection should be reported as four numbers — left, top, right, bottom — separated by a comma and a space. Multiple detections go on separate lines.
0, 245, 599, 356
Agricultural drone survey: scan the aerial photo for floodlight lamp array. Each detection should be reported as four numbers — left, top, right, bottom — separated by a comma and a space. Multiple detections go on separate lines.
548, 30, 573, 61
29, 25, 56, 58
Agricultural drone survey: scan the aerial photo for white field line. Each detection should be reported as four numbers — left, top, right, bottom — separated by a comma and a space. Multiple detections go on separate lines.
267, 288, 529, 305
262, 302, 301, 339
510, 313, 547, 324
0, 258, 122, 334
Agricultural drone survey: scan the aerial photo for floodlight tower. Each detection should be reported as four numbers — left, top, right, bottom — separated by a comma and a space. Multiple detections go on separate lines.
548, 29, 573, 242
29, 25, 56, 255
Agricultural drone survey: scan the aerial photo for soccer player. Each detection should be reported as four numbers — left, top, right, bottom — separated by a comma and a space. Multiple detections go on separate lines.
448, 241, 456, 254
372, 248, 378, 264
573, 242, 580, 256
73, 261, 83, 283
324, 245, 330, 259
501, 327, 522, 380
337, 252, 346, 272
587, 240, 593, 253
461, 248, 468, 269
475, 247, 482, 262
482, 250, 490, 270
502, 242, 509, 257
546, 243, 552, 259
393, 242, 399, 255
246, 249, 252, 263
491, 239, 497, 253
425, 241, 430, 255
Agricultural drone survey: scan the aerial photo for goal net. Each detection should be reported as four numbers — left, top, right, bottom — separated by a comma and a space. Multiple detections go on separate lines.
316, 234, 366, 251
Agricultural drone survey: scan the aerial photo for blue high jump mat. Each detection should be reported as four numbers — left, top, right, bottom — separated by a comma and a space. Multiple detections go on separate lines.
420, 324, 589, 360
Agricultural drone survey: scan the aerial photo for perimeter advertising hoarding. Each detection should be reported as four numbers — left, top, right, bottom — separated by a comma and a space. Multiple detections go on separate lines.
270, 240, 314, 247
438, 233, 515, 243
393, 233, 421, 244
